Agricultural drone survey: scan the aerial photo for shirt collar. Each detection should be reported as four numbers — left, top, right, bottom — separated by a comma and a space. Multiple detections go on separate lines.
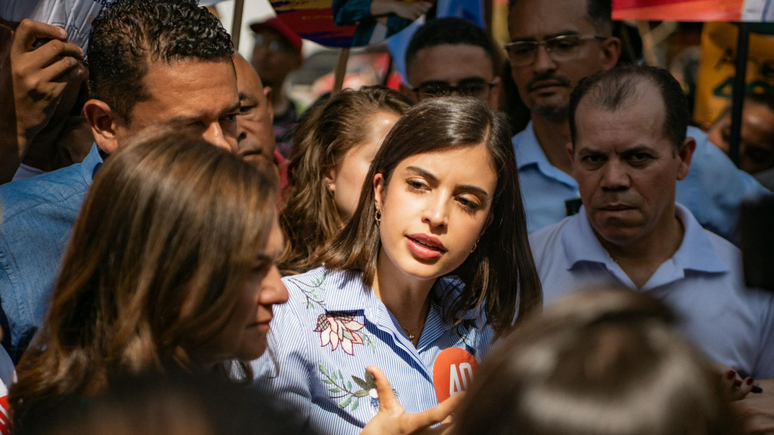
321, 269, 478, 324
79, 143, 104, 182
561, 207, 614, 269
561, 204, 729, 274
671, 203, 728, 273
513, 122, 578, 188
513, 121, 547, 170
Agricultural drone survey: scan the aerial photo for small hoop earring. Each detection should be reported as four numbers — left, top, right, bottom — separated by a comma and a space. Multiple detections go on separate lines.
471, 239, 479, 253
375, 208, 382, 225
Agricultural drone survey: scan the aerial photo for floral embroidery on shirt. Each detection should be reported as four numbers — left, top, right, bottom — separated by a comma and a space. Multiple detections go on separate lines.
319, 365, 393, 414
290, 272, 327, 309
316, 312, 366, 355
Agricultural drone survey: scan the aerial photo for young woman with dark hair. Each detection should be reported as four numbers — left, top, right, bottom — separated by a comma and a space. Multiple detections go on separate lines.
279, 86, 411, 275
255, 97, 542, 435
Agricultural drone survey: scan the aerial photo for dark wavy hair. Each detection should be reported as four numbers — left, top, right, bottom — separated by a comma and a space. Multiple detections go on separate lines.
454, 288, 739, 435
318, 97, 542, 335
87, 0, 234, 123
279, 86, 411, 275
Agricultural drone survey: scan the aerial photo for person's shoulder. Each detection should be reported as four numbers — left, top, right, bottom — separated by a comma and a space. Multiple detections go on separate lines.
0, 163, 90, 223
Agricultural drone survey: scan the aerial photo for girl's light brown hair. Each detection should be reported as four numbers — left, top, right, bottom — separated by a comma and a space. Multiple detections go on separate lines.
319, 96, 542, 335
10, 128, 278, 427
279, 86, 411, 275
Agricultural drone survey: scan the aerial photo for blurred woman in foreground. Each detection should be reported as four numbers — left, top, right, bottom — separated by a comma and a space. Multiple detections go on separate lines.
10, 128, 289, 429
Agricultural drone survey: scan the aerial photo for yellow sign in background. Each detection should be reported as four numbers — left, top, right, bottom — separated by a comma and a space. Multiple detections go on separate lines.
694, 22, 774, 126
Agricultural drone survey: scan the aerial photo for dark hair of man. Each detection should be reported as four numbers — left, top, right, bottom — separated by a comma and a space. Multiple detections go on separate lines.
318, 97, 543, 335
569, 65, 689, 155
405, 17, 496, 77
508, 0, 613, 36
454, 289, 739, 435
279, 86, 412, 275
87, 0, 234, 123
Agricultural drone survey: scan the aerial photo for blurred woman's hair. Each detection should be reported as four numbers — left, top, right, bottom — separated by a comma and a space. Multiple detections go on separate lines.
319, 97, 542, 335
279, 86, 411, 275
17, 373, 312, 435
454, 288, 739, 435
11, 128, 278, 427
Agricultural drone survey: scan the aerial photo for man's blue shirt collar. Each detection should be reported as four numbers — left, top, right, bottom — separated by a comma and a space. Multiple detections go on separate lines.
513, 121, 578, 188
561, 204, 728, 275
80, 143, 104, 182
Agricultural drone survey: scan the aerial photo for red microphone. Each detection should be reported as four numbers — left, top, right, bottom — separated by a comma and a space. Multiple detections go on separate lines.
432, 347, 479, 402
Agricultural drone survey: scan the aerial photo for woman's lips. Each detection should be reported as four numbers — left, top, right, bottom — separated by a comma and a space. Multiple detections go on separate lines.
406, 235, 446, 260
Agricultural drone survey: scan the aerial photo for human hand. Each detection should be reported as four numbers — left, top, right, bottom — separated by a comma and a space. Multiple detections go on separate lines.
730, 392, 774, 434
713, 364, 755, 402
360, 365, 463, 435
5, 19, 86, 152
390, 1, 433, 21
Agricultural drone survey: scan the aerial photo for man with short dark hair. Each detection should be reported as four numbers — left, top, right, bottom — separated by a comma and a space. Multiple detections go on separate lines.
507, 0, 769, 240
530, 64, 774, 382
0, 0, 239, 360
400, 17, 500, 108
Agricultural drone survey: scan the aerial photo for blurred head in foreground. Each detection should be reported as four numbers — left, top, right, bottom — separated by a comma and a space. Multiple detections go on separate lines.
11, 128, 287, 428
454, 288, 738, 435
18, 374, 310, 435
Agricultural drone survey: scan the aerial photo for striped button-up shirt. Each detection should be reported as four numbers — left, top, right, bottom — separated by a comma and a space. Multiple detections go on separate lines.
253, 267, 494, 435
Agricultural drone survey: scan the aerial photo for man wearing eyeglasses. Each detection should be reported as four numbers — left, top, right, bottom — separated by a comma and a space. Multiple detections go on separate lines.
400, 17, 500, 108
250, 17, 303, 158
507, 0, 770, 241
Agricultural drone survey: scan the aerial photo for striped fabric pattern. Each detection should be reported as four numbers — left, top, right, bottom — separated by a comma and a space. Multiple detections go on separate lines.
252, 267, 494, 435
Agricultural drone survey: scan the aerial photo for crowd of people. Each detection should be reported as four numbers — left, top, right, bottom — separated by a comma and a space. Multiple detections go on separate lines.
0, 0, 772, 434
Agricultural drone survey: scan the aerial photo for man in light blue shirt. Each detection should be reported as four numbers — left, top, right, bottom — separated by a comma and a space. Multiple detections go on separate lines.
530, 65, 774, 383
506, 0, 769, 238
0, 0, 241, 361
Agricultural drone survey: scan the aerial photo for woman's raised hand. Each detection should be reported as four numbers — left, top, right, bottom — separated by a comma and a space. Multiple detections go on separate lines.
360, 365, 463, 435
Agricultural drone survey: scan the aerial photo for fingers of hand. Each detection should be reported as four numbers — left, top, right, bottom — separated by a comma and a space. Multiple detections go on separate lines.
12, 19, 67, 54
28, 39, 84, 71
368, 366, 402, 412
43, 55, 85, 83
401, 393, 465, 431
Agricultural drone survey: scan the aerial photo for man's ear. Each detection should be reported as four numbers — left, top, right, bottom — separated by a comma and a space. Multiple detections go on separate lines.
399, 82, 418, 103
487, 76, 501, 110
600, 36, 622, 71
263, 86, 274, 123
677, 137, 697, 181
373, 172, 385, 209
83, 99, 124, 154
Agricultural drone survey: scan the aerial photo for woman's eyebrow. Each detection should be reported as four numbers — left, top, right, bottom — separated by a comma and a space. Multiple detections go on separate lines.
406, 166, 488, 197
406, 166, 437, 182
458, 184, 489, 197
